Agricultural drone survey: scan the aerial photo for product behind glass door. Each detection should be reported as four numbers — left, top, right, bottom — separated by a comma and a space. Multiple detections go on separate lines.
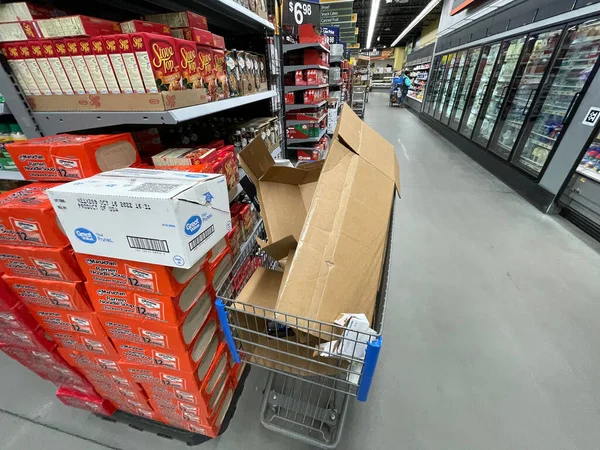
434, 52, 457, 121
424, 56, 441, 115
442, 50, 468, 125
428, 54, 450, 117
449, 47, 482, 131
512, 19, 600, 177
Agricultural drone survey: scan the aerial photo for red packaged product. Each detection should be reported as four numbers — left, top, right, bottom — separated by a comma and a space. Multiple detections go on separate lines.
27, 306, 105, 339
171, 27, 212, 46
226, 226, 241, 259
56, 386, 116, 415
51, 330, 118, 357
174, 38, 202, 90
0, 3, 62, 22
0, 183, 67, 247
230, 202, 253, 240
145, 12, 208, 31
0, 42, 41, 96
89, 37, 120, 94
23, 40, 63, 94
196, 45, 216, 100
5, 133, 140, 182
303, 48, 328, 66
114, 34, 146, 94
212, 49, 230, 100
83, 368, 141, 390
64, 38, 99, 94
0, 275, 20, 310
120, 20, 171, 36
52, 39, 86, 95
0, 244, 83, 281
76, 38, 109, 94
0, 301, 39, 330
211, 34, 225, 50
130, 32, 182, 92
16, 40, 52, 95
295, 70, 306, 86
213, 146, 238, 192
0, 21, 41, 42
36, 15, 120, 38
102, 35, 134, 94
38, 39, 74, 95
0, 326, 54, 351
285, 92, 294, 104
58, 347, 121, 374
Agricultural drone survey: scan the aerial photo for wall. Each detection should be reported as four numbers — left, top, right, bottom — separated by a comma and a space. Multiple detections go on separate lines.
393, 47, 405, 70
417, 17, 440, 48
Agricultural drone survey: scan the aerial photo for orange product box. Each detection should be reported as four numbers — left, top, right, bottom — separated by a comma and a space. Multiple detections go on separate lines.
5, 133, 141, 182
52, 39, 86, 95
75, 252, 209, 296
171, 27, 212, 46
0, 20, 41, 42
0, 183, 67, 247
64, 38, 97, 94
130, 32, 182, 92
145, 12, 208, 31
3, 276, 90, 312
0, 326, 55, 351
36, 15, 120, 38
16, 40, 51, 95
196, 45, 216, 100
115, 34, 146, 94
141, 382, 203, 406
0, 244, 83, 281
57, 347, 121, 373
27, 306, 106, 339
207, 245, 234, 291
28, 40, 63, 95
212, 49, 230, 100
51, 330, 118, 357
77, 38, 109, 94
94, 382, 148, 404
97, 292, 215, 354
0, 301, 39, 330
56, 386, 116, 415
212, 34, 225, 50
39, 40, 74, 95
113, 314, 219, 372
0, 42, 40, 96
83, 368, 141, 391
102, 35, 133, 94
89, 37, 120, 94
121, 20, 171, 36
86, 269, 212, 324
174, 38, 202, 90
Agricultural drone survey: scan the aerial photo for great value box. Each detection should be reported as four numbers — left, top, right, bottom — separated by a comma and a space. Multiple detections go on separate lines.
0, 244, 83, 281
5, 133, 140, 181
3, 276, 91, 311
47, 168, 231, 269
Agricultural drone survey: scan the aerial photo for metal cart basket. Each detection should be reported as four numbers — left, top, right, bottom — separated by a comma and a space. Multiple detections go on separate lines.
351, 86, 367, 119
216, 202, 394, 447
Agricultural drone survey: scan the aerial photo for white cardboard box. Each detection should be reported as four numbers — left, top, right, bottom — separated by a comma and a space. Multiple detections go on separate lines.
47, 168, 231, 269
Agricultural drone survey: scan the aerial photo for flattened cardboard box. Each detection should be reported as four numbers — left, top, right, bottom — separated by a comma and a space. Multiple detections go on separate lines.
239, 103, 399, 335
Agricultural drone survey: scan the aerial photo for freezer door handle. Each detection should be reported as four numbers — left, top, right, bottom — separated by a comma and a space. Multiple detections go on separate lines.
564, 92, 581, 124
522, 88, 536, 116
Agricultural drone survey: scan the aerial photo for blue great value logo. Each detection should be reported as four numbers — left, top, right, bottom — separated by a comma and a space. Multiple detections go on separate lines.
184, 215, 202, 236
74, 227, 97, 244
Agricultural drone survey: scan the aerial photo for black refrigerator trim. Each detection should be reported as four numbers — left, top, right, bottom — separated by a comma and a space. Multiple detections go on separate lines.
440, 50, 466, 125
453, 47, 484, 132
434, 52, 459, 121
442, 49, 470, 126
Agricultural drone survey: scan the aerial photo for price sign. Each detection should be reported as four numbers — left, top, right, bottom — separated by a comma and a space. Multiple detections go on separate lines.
322, 26, 339, 44
284, 0, 320, 26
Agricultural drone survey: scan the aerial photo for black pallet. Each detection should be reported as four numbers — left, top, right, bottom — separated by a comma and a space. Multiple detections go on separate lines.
96, 365, 250, 446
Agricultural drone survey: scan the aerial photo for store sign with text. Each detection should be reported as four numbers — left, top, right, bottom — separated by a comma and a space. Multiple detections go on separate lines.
322, 26, 339, 44
284, 0, 321, 26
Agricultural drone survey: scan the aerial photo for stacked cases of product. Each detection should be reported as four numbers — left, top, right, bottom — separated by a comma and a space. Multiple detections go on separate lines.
0, 3, 268, 108
284, 24, 330, 162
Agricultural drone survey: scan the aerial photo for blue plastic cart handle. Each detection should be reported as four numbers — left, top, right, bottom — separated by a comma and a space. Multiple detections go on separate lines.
357, 336, 382, 402
215, 298, 240, 364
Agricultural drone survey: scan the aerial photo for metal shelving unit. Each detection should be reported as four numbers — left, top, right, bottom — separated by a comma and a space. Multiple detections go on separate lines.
285, 100, 327, 110
283, 42, 330, 54
283, 64, 330, 73
287, 128, 326, 143
286, 113, 327, 125
284, 84, 329, 93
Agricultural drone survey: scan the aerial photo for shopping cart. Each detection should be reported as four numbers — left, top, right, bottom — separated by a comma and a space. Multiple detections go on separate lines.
351, 86, 367, 119
215, 201, 394, 448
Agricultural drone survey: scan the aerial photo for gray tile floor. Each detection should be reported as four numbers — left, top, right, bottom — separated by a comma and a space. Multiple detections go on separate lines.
2, 91, 600, 450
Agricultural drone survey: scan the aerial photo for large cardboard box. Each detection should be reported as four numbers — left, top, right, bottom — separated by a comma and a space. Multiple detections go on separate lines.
238, 104, 399, 331
47, 168, 231, 269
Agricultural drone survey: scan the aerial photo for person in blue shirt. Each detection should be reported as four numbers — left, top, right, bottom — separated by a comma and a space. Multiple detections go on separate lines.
391, 71, 412, 106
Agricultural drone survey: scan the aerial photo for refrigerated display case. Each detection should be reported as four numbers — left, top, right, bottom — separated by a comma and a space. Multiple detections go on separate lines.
448, 48, 482, 130
433, 52, 457, 121
442, 51, 467, 124
510, 19, 600, 176
471, 36, 526, 148
459, 43, 501, 138
425, 55, 447, 116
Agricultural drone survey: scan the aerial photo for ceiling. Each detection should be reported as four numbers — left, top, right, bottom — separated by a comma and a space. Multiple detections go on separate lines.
354, 0, 442, 49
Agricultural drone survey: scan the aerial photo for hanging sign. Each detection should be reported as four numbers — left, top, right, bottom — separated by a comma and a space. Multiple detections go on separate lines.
322, 26, 340, 44
284, 0, 321, 26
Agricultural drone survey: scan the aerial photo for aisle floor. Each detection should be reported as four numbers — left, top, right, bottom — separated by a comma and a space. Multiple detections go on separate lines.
2, 91, 600, 450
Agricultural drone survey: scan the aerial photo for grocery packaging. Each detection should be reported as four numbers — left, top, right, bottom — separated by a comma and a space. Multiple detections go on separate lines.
120, 20, 171, 36
36, 15, 120, 38
77, 38, 109, 94
102, 35, 134, 94
5, 133, 140, 181
0, 301, 38, 330
64, 38, 98, 94
224, 50, 240, 97
171, 27, 212, 46
89, 37, 120, 94
39, 40, 75, 95
52, 39, 87, 95
196, 45, 217, 100
0, 42, 41, 96
3, 276, 91, 311
0, 182, 67, 247
27, 307, 105, 338
130, 32, 182, 92
0, 326, 55, 351
0, 2, 63, 22
16, 40, 52, 95
212, 34, 225, 50
0, 244, 82, 281
174, 38, 202, 89
236, 50, 254, 95
145, 12, 208, 30
0, 21, 41, 42
58, 347, 121, 373
303, 48, 328, 66
22, 41, 63, 95
114, 34, 145, 94
51, 330, 118, 356
56, 387, 116, 415
212, 49, 230, 100
47, 168, 231, 269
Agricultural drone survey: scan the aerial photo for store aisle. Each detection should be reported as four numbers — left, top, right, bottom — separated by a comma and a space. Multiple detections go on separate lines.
2, 91, 600, 450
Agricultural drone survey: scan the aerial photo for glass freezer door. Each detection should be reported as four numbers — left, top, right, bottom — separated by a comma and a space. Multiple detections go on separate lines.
449, 47, 482, 131
471, 37, 526, 148
424, 56, 442, 116
459, 43, 501, 139
576, 130, 600, 184
512, 19, 600, 177
488, 28, 564, 161
434, 52, 457, 121
442, 50, 468, 125
429, 54, 451, 117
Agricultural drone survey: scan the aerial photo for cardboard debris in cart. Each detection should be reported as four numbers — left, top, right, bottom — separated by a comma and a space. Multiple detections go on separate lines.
47, 168, 231, 269
235, 104, 399, 372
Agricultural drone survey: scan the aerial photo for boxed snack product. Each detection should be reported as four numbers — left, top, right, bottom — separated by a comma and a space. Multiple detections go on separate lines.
120, 20, 171, 36
171, 27, 212, 46
304, 48, 328, 66
16, 40, 52, 95
224, 50, 240, 97
174, 38, 202, 90
236, 50, 254, 95
39, 40, 74, 95
0, 183, 67, 247
64, 38, 97, 94
115, 34, 145, 94
230, 202, 253, 240
244, 51, 257, 93
0, 20, 41, 42
57, 347, 121, 373
0, 301, 38, 330
56, 387, 116, 415
5, 133, 140, 181
130, 32, 182, 92
77, 38, 109, 94
0, 244, 82, 281
0, 326, 55, 351
212, 34, 225, 50
196, 45, 217, 100
20, 41, 62, 95
249, 52, 260, 92
51, 330, 118, 356
212, 49, 230, 100
52, 40, 86, 95
258, 54, 267, 85
284, 92, 294, 104
36, 15, 120, 38
145, 12, 208, 30
89, 37, 120, 94
48, 168, 231, 269
0, 42, 40, 96
0, 2, 62, 22
102, 35, 134, 94
27, 307, 107, 340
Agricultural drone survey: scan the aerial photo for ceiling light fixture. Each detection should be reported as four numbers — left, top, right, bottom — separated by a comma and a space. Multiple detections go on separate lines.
366, 0, 382, 49
391, 0, 442, 47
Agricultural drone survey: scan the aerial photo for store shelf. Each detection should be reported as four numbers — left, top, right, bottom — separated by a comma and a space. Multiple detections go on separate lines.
285, 100, 327, 110
576, 166, 600, 184
283, 42, 330, 54
0, 170, 23, 180
284, 65, 329, 73
286, 113, 327, 125
407, 95, 423, 103
330, 56, 343, 63
200, 0, 273, 30
32, 91, 278, 134
284, 84, 328, 92
287, 129, 326, 143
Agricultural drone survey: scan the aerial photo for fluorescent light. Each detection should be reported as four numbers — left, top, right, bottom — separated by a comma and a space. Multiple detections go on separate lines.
366, 0, 382, 49
391, 0, 442, 47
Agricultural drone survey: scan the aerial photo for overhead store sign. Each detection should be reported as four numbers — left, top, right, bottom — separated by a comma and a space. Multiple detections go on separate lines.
322, 26, 339, 44
450, 0, 487, 16
320, 0, 355, 25
284, 0, 321, 26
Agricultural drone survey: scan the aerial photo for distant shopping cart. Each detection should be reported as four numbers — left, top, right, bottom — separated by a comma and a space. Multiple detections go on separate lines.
351, 86, 367, 119
215, 201, 394, 448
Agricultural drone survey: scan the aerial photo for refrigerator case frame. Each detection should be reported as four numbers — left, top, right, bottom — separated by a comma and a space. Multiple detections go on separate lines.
433, 52, 458, 121
448, 47, 483, 131
426, 55, 448, 117
442, 50, 469, 125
